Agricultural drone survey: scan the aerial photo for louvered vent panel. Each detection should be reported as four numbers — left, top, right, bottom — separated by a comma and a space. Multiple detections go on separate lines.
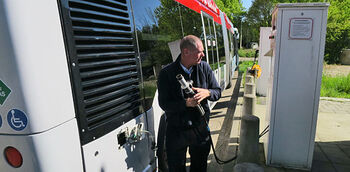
59, 0, 140, 144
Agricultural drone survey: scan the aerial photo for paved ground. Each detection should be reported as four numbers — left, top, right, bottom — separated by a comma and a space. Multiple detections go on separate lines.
323, 64, 350, 76
201, 71, 350, 172
206, 71, 242, 172
255, 97, 350, 172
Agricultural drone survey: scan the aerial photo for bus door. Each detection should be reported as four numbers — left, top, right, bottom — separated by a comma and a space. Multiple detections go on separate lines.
201, 12, 220, 82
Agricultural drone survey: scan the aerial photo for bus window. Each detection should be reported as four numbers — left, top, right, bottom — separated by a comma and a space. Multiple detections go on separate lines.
211, 19, 219, 73
227, 29, 233, 56
230, 31, 235, 56
133, 0, 182, 110
178, 4, 203, 42
215, 23, 225, 86
202, 15, 217, 70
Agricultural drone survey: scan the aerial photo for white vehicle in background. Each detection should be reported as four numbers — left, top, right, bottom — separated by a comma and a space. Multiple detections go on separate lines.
0, 0, 239, 171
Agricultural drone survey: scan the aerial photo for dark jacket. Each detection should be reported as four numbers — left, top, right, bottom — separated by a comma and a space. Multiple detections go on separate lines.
157, 55, 221, 129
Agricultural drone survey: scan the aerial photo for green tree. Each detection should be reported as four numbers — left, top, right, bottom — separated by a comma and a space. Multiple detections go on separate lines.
243, 0, 320, 46
214, 0, 245, 24
243, 0, 274, 46
215, 0, 245, 49
243, 0, 349, 63
324, 0, 350, 64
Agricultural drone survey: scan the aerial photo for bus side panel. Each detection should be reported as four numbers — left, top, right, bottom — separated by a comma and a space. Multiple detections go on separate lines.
219, 11, 232, 88
151, 91, 164, 141
0, 119, 83, 172
82, 112, 155, 172
0, 0, 75, 134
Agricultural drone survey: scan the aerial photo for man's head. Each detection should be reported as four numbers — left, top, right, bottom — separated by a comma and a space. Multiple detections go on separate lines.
180, 35, 205, 68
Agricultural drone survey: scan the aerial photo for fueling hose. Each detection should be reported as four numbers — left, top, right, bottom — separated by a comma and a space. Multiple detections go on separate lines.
259, 125, 269, 138
176, 74, 270, 164
176, 74, 206, 116
176, 74, 237, 164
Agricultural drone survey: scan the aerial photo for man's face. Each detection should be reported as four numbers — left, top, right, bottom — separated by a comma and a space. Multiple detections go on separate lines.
188, 41, 205, 66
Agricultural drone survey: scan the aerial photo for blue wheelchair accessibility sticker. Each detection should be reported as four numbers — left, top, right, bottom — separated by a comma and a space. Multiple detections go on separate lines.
7, 109, 27, 131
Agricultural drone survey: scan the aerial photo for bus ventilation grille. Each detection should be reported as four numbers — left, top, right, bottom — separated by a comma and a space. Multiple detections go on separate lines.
59, 0, 140, 144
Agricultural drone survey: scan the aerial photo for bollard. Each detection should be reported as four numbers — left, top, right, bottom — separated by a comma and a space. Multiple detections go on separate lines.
243, 78, 256, 117
245, 67, 255, 84
245, 75, 255, 84
235, 68, 262, 171
237, 114, 260, 164
244, 83, 256, 95
242, 95, 255, 117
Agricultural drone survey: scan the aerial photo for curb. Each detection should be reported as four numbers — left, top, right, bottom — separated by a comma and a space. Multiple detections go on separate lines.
320, 97, 350, 102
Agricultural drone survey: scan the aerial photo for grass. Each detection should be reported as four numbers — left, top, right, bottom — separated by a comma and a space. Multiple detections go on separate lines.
210, 62, 225, 71
238, 61, 254, 74
320, 74, 350, 98
238, 60, 254, 86
238, 49, 258, 58
141, 79, 157, 99
238, 60, 350, 99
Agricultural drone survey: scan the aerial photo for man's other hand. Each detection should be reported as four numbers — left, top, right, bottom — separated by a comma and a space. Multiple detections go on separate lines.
192, 87, 210, 103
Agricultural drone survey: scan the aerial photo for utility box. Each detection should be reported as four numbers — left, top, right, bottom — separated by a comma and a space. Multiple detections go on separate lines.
264, 3, 329, 170
257, 27, 272, 96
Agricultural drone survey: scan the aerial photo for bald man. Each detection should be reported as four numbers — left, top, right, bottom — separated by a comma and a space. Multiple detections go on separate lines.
158, 35, 221, 172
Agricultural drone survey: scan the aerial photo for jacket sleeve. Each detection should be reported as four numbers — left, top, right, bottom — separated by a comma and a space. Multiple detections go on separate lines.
205, 63, 221, 101
157, 69, 187, 113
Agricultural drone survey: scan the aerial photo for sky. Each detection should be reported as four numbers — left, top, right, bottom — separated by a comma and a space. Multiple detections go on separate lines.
241, 0, 253, 10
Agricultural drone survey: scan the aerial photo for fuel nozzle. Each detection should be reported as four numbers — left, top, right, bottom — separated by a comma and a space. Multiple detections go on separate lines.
176, 74, 195, 96
176, 74, 205, 116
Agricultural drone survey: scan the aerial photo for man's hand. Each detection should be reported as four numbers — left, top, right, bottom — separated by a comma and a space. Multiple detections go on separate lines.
186, 97, 198, 107
192, 87, 210, 103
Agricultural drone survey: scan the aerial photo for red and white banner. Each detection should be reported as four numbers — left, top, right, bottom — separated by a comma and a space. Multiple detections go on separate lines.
175, 0, 221, 24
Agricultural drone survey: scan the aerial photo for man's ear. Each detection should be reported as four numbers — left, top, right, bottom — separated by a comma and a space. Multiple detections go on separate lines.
183, 48, 190, 55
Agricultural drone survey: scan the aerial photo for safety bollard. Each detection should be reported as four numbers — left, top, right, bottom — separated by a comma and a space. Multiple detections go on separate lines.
242, 95, 255, 117
245, 67, 255, 84
236, 114, 260, 164
245, 75, 255, 84
244, 83, 256, 96
235, 66, 262, 171
242, 76, 256, 117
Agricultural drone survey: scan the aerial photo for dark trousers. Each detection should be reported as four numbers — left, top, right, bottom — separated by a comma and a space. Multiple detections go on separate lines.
166, 126, 210, 172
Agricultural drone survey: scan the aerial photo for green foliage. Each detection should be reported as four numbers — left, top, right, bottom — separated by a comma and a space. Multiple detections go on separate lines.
272, 0, 321, 3
238, 49, 256, 57
243, 0, 350, 64
214, 0, 245, 43
155, 0, 183, 39
243, 0, 321, 46
214, 0, 245, 24
238, 60, 254, 73
320, 74, 350, 98
243, 0, 274, 45
142, 80, 157, 98
324, 0, 350, 64
209, 62, 225, 70
239, 61, 254, 86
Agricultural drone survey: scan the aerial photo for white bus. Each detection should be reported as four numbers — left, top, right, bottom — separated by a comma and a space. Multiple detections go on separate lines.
0, 0, 239, 171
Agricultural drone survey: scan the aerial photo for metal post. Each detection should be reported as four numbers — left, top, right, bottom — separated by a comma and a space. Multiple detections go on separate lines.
240, 18, 242, 49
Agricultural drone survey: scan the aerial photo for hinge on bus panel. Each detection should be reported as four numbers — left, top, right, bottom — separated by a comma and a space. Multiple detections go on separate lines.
117, 123, 148, 149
